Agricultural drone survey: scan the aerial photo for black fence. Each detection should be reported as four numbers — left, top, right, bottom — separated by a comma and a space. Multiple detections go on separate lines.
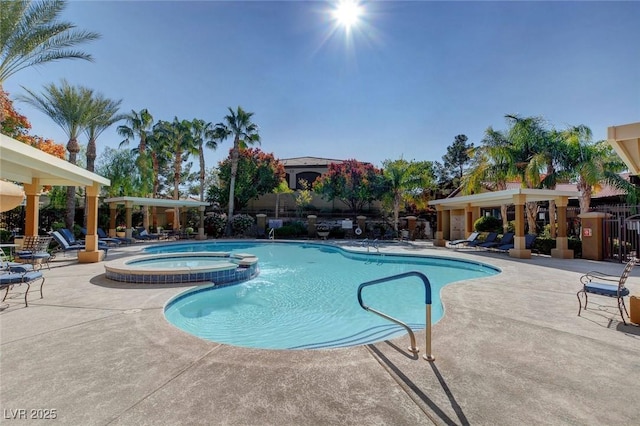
591, 204, 640, 263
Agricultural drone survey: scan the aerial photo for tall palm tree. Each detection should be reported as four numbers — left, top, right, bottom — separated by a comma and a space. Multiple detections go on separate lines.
18, 79, 94, 229
118, 109, 154, 195
214, 106, 260, 233
190, 119, 217, 201
84, 94, 123, 172
153, 118, 195, 230
0, 0, 99, 123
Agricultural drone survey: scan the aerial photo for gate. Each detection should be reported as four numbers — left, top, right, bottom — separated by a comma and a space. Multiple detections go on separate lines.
598, 205, 640, 263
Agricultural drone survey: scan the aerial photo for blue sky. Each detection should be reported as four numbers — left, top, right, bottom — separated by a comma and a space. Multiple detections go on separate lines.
4, 1, 640, 170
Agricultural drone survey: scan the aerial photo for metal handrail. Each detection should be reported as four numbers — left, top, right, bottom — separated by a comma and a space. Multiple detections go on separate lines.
357, 271, 435, 361
361, 238, 369, 252
268, 228, 274, 240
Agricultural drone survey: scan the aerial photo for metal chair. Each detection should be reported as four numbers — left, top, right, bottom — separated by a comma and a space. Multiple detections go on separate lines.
577, 257, 636, 325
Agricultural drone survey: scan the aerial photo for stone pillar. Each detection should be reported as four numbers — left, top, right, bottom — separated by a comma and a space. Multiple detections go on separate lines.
109, 204, 117, 237
257, 214, 267, 237
23, 180, 41, 237
197, 206, 206, 240
307, 215, 317, 237
78, 183, 106, 263
509, 194, 531, 259
356, 215, 366, 237
434, 206, 446, 247
406, 216, 417, 240
578, 212, 608, 261
551, 197, 573, 259
125, 201, 133, 239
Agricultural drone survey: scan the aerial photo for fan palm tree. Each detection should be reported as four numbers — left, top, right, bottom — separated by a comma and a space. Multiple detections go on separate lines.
0, 0, 100, 123
213, 106, 260, 233
190, 119, 217, 201
18, 79, 94, 229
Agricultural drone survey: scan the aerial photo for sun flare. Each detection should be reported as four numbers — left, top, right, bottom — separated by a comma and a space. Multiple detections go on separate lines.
332, 0, 363, 30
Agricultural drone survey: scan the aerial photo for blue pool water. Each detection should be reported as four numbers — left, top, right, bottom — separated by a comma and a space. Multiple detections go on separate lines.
159, 242, 500, 350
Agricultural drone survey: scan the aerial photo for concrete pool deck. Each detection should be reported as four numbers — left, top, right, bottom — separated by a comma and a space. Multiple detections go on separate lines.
1, 240, 639, 425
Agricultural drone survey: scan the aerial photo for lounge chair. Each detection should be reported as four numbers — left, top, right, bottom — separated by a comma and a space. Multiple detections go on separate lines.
448, 232, 480, 247
497, 234, 537, 252
59, 228, 110, 251
577, 256, 637, 325
81, 228, 121, 247
51, 231, 108, 258
479, 232, 514, 249
133, 227, 161, 240
15, 235, 52, 270
468, 232, 498, 248
99, 227, 134, 245
1, 265, 45, 307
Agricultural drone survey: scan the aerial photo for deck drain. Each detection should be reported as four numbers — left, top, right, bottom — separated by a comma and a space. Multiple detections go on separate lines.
123, 309, 142, 314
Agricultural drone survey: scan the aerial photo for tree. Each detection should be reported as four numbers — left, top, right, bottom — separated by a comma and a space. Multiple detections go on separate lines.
213, 106, 260, 233
118, 109, 154, 195
18, 79, 94, 229
209, 147, 285, 211
153, 118, 195, 230
95, 147, 142, 198
381, 158, 435, 232
562, 127, 630, 213
462, 127, 512, 232
313, 159, 385, 215
84, 94, 123, 173
272, 180, 293, 219
190, 119, 217, 201
442, 134, 473, 185
0, 0, 99, 123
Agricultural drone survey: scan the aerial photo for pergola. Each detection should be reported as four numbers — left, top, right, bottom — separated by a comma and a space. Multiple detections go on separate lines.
608, 122, 640, 174
103, 196, 210, 240
0, 134, 110, 263
429, 188, 579, 259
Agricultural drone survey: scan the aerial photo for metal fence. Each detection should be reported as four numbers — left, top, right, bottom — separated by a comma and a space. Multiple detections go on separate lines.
591, 204, 640, 262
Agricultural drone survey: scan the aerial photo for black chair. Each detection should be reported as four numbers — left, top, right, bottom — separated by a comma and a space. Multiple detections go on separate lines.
577, 257, 636, 325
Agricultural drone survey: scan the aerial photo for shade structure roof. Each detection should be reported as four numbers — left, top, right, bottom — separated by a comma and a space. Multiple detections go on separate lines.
103, 196, 209, 209
0, 134, 110, 187
608, 122, 640, 175
428, 188, 580, 210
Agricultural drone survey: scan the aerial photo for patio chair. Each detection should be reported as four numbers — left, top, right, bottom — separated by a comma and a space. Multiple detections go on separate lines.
478, 232, 514, 249
577, 256, 637, 325
51, 231, 108, 258
497, 234, 537, 252
81, 228, 121, 247
98, 227, 134, 245
448, 232, 480, 248
1, 265, 45, 307
133, 227, 161, 240
15, 235, 52, 270
468, 232, 498, 248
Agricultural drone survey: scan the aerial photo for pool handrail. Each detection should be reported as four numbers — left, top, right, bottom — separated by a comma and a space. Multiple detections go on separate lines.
357, 271, 435, 361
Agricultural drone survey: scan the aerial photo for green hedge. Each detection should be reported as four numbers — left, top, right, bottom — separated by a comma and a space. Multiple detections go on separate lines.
533, 237, 582, 258
474, 215, 502, 232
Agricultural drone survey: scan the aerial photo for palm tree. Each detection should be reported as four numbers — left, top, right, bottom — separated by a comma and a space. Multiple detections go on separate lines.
0, 0, 99, 123
118, 109, 154, 195
84, 94, 123, 173
153, 118, 196, 230
18, 79, 94, 229
563, 126, 631, 213
462, 127, 512, 232
190, 119, 217, 201
381, 159, 433, 232
214, 106, 260, 233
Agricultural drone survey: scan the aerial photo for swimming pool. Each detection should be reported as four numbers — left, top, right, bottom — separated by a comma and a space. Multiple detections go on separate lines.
160, 242, 500, 350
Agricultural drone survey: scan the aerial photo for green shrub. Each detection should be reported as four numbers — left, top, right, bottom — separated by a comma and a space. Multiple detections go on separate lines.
204, 213, 227, 238
533, 236, 582, 258
230, 214, 254, 236
474, 215, 502, 232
